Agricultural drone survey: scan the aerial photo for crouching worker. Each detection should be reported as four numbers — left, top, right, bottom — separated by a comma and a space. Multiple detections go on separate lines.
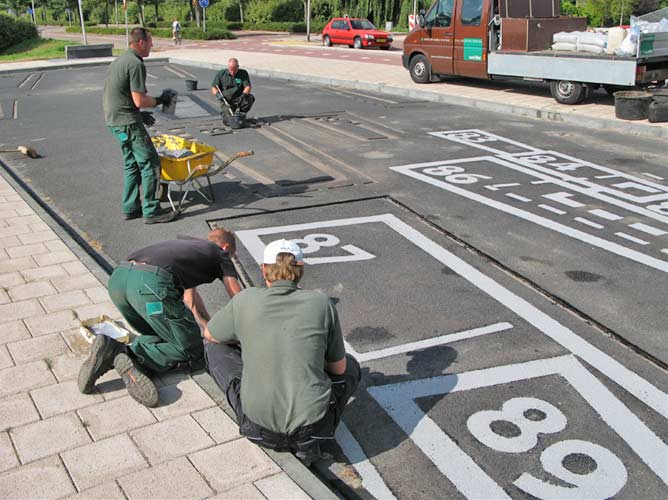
203, 239, 361, 465
78, 228, 242, 407
210, 57, 255, 115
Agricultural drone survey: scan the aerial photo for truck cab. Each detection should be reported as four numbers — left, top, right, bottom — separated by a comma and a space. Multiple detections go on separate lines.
403, 0, 492, 83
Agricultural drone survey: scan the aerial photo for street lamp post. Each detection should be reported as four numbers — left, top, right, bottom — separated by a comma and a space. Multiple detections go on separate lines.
77, 0, 87, 45
306, 0, 311, 42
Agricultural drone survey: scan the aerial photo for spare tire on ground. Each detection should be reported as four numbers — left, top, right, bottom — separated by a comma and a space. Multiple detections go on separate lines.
613, 91, 652, 120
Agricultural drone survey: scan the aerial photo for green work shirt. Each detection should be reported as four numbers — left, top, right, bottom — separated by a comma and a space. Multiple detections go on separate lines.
211, 68, 251, 101
208, 280, 346, 434
103, 49, 146, 126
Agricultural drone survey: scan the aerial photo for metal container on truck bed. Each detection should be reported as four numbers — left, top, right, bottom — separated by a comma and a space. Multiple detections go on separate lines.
501, 16, 588, 52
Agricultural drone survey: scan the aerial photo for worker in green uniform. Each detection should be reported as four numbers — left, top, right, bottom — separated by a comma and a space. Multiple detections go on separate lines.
78, 228, 242, 407
103, 27, 176, 224
210, 57, 255, 116
203, 239, 360, 465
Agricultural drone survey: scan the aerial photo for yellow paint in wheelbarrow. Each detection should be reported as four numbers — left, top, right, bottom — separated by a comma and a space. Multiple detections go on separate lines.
151, 134, 216, 182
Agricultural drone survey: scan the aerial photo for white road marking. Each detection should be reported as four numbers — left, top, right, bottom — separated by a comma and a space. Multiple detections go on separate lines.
344, 322, 513, 362
538, 204, 567, 215
616, 232, 650, 245
542, 191, 585, 208
392, 162, 667, 271
146, 73, 158, 80
589, 209, 624, 221
643, 173, 665, 181
613, 181, 662, 194
596, 174, 622, 179
369, 355, 668, 496
574, 217, 604, 229
662, 249, 668, 255
506, 193, 532, 202
628, 223, 668, 236
487, 183, 521, 190
237, 214, 668, 412
532, 180, 552, 185
336, 422, 397, 500
163, 65, 188, 78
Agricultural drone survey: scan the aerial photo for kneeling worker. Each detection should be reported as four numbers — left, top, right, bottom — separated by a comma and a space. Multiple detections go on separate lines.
203, 239, 360, 465
210, 57, 255, 115
78, 228, 242, 407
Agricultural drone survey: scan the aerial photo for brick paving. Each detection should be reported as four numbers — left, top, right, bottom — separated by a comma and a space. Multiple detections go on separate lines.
0, 173, 314, 499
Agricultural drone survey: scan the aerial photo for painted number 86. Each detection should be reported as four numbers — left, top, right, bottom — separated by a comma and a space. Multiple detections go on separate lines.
422, 165, 491, 184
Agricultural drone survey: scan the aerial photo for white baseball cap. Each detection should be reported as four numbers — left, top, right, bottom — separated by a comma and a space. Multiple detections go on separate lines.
262, 239, 304, 265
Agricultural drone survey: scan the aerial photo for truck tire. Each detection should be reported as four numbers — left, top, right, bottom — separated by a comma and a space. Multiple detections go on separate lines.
323, 35, 331, 47
550, 80, 587, 105
409, 55, 431, 84
353, 37, 362, 49
648, 99, 668, 123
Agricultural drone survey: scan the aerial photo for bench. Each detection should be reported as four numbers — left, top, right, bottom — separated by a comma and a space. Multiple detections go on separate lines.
65, 44, 114, 60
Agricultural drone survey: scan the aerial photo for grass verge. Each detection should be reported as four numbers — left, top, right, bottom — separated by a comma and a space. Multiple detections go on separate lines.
0, 38, 69, 62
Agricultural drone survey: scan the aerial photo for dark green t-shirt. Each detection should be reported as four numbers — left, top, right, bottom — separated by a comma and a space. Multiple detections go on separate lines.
103, 49, 146, 126
211, 68, 251, 101
208, 281, 346, 434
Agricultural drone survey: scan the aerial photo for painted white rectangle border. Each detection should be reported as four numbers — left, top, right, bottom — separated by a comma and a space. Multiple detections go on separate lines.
367, 354, 668, 496
236, 214, 667, 416
390, 158, 668, 273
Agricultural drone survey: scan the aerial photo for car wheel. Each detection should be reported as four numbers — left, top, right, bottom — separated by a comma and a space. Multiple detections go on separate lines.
409, 54, 431, 84
323, 35, 332, 47
550, 80, 587, 104
353, 37, 362, 49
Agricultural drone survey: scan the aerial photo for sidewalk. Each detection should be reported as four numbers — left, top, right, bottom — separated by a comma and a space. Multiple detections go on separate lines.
0, 168, 328, 499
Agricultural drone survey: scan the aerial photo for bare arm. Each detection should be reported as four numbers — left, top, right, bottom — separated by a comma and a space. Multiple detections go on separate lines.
223, 276, 242, 298
203, 326, 219, 343
325, 357, 346, 376
183, 288, 211, 331
131, 91, 159, 109
243, 85, 251, 94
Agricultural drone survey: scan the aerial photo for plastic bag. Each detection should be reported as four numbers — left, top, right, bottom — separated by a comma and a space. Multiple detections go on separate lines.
577, 32, 606, 48
552, 42, 577, 52
553, 31, 579, 44
577, 43, 605, 54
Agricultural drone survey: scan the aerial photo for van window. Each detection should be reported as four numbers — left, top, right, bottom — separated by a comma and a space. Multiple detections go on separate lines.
461, 0, 483, 26
425, 0, 453, 28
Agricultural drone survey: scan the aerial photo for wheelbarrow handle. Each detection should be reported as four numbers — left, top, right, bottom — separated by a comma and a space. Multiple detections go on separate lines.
205, 150, 255, 178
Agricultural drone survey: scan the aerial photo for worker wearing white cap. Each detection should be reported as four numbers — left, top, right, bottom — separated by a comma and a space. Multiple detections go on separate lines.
203, 239, 360, 465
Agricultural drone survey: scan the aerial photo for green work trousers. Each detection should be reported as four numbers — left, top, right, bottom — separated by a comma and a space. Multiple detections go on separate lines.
108, 122, 161, 217
108, 263, 204, 373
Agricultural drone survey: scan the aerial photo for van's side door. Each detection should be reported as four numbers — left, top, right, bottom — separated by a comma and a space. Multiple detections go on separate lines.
453, 0, 489, 78
422, 0, 455, 75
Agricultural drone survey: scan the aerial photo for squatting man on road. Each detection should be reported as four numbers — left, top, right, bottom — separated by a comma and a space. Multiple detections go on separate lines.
204, 239, 361, 465
78, 228, 241, 407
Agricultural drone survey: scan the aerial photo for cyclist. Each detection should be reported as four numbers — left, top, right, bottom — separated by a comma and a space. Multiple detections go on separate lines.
172, 18, 182, 45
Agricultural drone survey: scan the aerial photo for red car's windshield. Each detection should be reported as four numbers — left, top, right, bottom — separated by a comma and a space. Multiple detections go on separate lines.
350, 19, 376, 30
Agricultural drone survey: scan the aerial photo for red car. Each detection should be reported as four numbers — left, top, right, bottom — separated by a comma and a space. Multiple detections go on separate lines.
322, 17, 393, 50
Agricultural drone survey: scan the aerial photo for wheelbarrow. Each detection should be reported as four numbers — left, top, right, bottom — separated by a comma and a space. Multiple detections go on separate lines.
152, 134, 253, 214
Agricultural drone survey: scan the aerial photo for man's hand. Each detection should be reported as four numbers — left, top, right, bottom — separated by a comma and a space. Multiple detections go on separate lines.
141, 111, 155, 127
215, 90, 225, 102
155, 89, 176, 107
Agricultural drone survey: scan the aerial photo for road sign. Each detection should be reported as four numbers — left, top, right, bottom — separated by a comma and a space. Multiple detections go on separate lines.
198, 0, 209, 8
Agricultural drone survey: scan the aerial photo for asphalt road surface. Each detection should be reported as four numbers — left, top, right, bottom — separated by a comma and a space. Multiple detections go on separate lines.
1, 62, 666, 500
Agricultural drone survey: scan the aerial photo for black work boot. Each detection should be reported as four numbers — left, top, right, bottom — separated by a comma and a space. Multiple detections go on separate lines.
78, 334, 125, 394
114, 353, 159, 407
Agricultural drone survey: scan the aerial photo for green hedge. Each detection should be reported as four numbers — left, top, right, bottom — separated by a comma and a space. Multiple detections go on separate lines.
65, 26, 236, 40
0, 14, 39, 53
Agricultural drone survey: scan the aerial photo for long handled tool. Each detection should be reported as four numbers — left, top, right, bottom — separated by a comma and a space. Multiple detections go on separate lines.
215, 85, 235, 117
0, 145, 38, 158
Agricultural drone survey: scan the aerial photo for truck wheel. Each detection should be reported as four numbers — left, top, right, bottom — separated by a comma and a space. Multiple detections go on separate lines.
550, 80, 586, 104
409, 55, 431, 84
353, 37, 362, 49
323, 35, 331, 47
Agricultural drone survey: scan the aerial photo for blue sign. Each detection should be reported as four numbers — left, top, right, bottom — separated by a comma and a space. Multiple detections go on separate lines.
198, 0, 209, 7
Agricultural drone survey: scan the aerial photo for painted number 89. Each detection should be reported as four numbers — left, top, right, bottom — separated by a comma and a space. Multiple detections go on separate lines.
422, 165, 492, 184
467, 397, 627, 499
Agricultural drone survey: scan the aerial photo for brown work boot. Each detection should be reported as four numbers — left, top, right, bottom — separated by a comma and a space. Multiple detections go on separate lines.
78, 334, 125, 394
114, 353, 159, 407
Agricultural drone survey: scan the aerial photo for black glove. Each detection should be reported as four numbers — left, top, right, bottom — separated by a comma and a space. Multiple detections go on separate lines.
215, 90, 225, 102
141, 111, 155, 127
155, 89, 176, 107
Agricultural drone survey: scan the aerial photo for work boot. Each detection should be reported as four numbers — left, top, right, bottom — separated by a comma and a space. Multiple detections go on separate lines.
78, 334, 125, 394
143, 208, 177, 225
114, 353, 159, 407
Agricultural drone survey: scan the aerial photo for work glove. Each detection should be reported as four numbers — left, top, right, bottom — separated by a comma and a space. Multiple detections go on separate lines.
155, 89, 176, 107
141, 111, 155, 127
215, 90, 225, 102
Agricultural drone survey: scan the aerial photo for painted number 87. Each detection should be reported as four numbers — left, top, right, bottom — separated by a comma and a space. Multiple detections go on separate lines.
422, 165, 491, 184
467, 397, 627, 499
